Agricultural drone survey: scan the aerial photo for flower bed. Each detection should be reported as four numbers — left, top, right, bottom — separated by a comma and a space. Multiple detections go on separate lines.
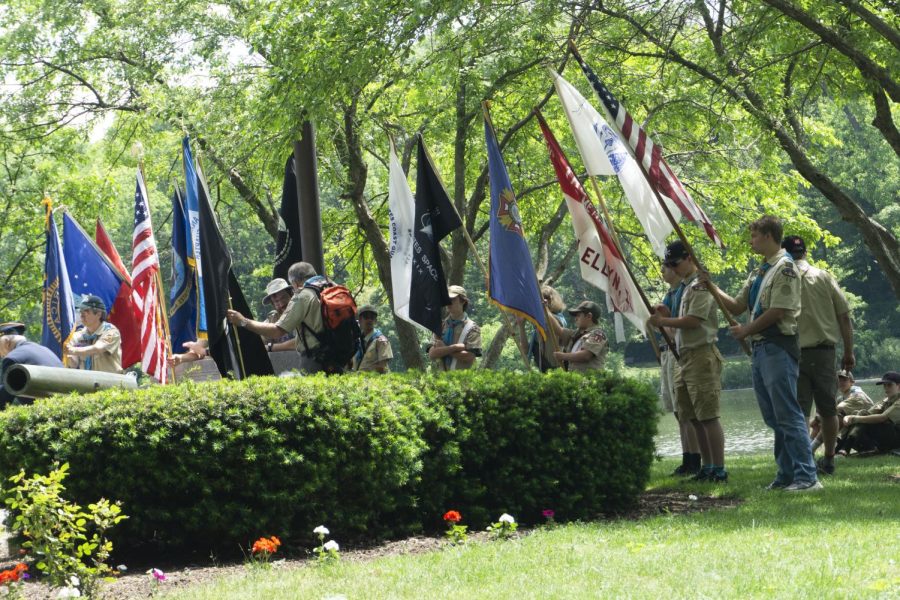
0, 370, 656, 558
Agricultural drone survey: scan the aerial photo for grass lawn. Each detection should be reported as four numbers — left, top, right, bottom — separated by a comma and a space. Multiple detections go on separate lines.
163, 454, 899, 599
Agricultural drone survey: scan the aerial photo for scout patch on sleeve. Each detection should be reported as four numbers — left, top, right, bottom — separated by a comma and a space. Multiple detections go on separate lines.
691, 281, 707, 291
587, 330, 607, 343
781, 265, 797, 278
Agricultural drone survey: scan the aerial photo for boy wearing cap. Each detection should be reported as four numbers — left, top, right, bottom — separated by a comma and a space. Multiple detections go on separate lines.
656, 264, 701, 476
261, 278, 296, 352
649, 241, 726, 482
550, 300, 608, 371
702, 216, 820, 492
428, 286, 481, 371
782, 234, 854, 475
837, 371, 900, 454
1, 323, 63, 408
812, 370, 873, 452
66, 295, 123, 374
352, 306, 393, 373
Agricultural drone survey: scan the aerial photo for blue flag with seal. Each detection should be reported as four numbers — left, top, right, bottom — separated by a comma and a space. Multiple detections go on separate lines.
182, 136, 207, 336
483, 109, 546, 339
41, 200, 76, 359
169, 185, 198, 352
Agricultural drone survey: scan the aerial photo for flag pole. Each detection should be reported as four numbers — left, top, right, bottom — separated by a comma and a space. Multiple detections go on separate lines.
568, 40, 750, 357
419, 132, 532, 371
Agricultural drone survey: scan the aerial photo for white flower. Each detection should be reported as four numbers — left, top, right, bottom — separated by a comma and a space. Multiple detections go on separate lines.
498, 513, 515, 524
56, 588, 81, 599
116, 564, 128, 572
313, 525, 330, 536
323, 540, 340, 552
68, 576, 80, 588
688, 494, 698, 501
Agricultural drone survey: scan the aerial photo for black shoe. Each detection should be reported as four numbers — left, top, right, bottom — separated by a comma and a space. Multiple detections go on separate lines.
816, 457, 835, 476
689, 469, 713, 482
709, 470, 728, 483
671, 463, 691, 476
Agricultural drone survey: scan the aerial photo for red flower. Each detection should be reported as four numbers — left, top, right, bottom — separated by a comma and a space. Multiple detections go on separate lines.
0, 563, 27, 584
443, 510, 462, 523
252, 537, 278, 555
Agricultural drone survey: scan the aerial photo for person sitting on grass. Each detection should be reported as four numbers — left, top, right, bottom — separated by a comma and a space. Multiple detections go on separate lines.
835, 371, 900, 455
811, 369, 873, 453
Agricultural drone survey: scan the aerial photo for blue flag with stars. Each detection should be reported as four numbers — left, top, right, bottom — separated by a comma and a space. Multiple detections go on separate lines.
41, 202, 75, 358
62, 213, 126, 323
484, 113, 546, 340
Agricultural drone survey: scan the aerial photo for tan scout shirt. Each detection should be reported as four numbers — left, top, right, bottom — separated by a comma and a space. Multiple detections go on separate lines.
353, 331, 393, 372
431, 317, 482, 371
860, 393, 900, 425
837, 386, 874, 414
275, 287, 324, 353
795, 259, 850, 348
736, 249, 800, 340
676, 271, 718, 351
558, 325, 608, 371
70, 322, 123, 374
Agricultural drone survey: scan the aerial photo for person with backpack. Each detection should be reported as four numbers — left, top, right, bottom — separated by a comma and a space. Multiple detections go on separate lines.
226, 262, 360, 374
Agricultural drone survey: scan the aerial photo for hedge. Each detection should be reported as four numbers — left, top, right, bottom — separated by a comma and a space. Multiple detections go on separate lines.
0, 370, 657, 558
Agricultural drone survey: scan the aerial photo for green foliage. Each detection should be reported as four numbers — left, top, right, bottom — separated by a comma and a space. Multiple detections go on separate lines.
0, 371, 656, 557
3, 463, 127, 598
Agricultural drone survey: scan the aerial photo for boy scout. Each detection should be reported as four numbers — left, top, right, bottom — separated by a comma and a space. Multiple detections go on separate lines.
838, 371, 900, 454
351, 305, 393, 373
550, 300, 608, 371
782, 235, 854, 475
66, 295, 123, 374
812, 370, 873, 452
427, 286, 482, 371
703, 216, 820, 492
650, 241, 726, 482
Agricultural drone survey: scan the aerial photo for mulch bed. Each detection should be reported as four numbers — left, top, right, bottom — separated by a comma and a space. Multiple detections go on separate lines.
10, 489, 740, 599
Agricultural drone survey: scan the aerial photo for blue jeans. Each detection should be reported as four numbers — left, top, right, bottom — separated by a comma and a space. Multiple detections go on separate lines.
751, 341, 817, 485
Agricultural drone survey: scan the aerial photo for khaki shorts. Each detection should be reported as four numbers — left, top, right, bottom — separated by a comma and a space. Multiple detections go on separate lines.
659, 349, 677, 413
797, 346, 838, 418
674, 344, 723, 421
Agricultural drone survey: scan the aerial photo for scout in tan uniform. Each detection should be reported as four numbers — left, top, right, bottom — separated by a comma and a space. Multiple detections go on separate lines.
781, 235, 854, 475
704, 215, 820, 492
226, 262, 326, 373
261, 278, 296, 353
428, 286, 481, 371
811, 370, 873, 452
650, 241, 726, 482
837, 371, 900, 454
66, 295, 123, 374
550, 300, 608, 372
351, 305, 393, 373
654, 263, 700, 476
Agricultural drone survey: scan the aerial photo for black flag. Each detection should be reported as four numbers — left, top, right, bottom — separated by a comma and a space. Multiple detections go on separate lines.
273, 154, 303, 280
409, 136, 462, 335
196, 163, 274, 378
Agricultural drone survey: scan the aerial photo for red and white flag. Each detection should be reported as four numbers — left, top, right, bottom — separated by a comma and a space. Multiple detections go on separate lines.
570, 55, 723, 248
537, 112, 650, 334
131, 169, 169, 382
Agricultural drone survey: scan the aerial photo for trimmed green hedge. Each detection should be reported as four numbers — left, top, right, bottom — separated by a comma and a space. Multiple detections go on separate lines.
0, 371, 656, 557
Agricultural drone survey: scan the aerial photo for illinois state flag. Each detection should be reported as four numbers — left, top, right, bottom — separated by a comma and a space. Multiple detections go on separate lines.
536, 112, 650, 333
484, 111, 546, 339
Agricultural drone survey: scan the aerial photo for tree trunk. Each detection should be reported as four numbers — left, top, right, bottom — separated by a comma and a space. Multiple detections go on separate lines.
334, 101, 425, 370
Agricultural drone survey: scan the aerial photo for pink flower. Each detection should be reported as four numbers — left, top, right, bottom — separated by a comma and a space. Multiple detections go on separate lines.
542, 509, 555, 519
148, 568, 166, 582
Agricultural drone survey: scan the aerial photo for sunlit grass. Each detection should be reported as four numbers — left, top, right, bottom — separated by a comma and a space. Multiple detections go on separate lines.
164, 454, 900, 599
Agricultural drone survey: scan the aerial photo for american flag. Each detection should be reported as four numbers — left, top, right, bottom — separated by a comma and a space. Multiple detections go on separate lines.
573, 53, 723, 248
131, 169, 169, 382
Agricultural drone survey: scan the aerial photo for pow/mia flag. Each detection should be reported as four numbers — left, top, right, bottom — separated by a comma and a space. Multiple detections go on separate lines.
409, 136, 462, 336
273, 154, 303, 281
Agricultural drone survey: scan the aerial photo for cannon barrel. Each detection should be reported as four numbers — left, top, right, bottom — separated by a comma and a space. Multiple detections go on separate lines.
3, 364, 137, 398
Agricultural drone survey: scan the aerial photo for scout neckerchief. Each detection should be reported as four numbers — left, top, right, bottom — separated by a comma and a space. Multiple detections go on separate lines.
749, 253, 793, 320
442, 314, 473, 370
354, 328, 382, 369
80, 322, 111, 371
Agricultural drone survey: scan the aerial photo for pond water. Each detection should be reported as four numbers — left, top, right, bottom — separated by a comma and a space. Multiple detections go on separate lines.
654, 381, 885, 456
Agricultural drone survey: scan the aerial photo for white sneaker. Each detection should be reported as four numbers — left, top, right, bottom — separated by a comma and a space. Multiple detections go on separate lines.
784, 480, 823, 493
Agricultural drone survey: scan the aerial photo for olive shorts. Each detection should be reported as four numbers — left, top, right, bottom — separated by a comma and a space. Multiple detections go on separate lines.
797, 346, 838, 418
675, 344, 723, 421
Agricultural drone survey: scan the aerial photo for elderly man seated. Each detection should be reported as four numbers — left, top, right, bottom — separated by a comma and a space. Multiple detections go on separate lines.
0, 322, 63, 408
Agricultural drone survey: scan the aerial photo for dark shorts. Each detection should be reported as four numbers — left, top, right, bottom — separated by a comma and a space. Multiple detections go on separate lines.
797, 346, 838, 418
846, 422, 900, 452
